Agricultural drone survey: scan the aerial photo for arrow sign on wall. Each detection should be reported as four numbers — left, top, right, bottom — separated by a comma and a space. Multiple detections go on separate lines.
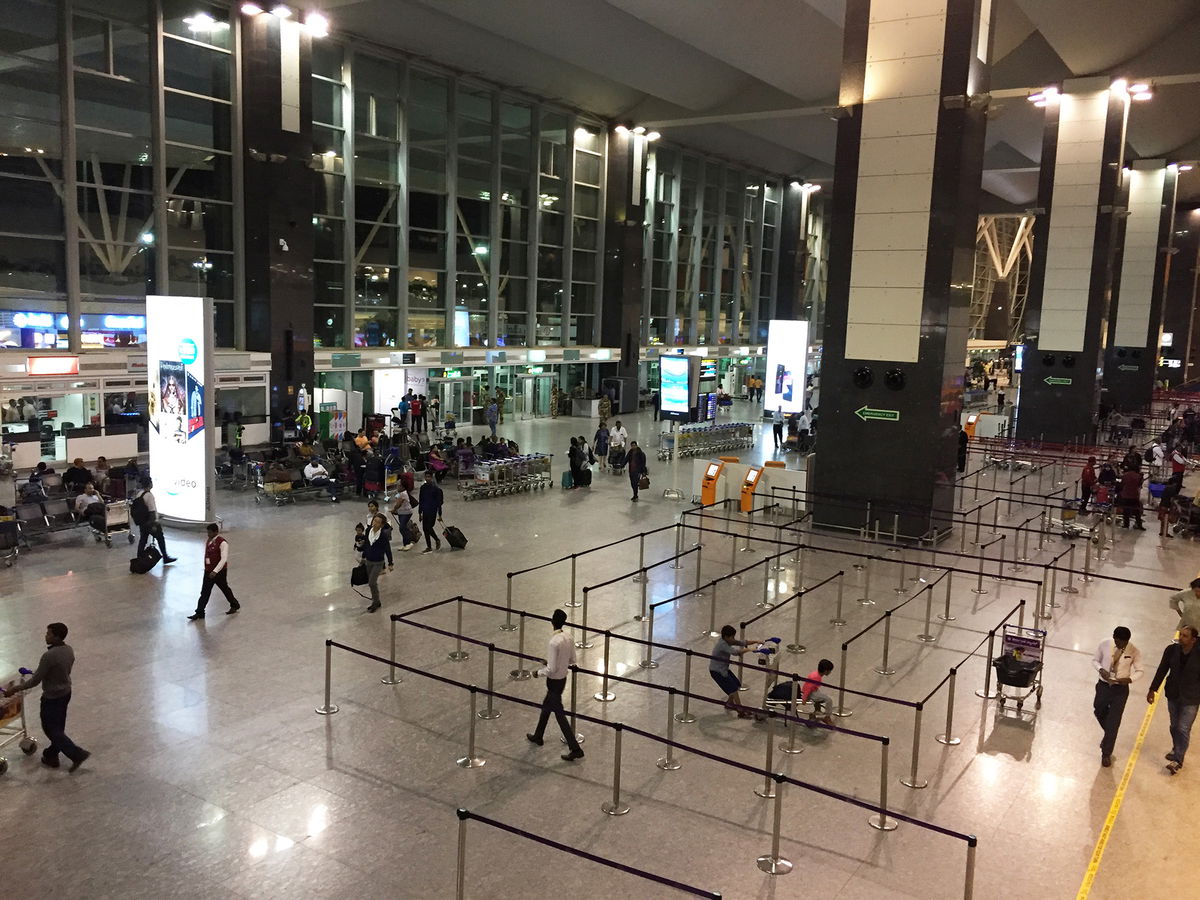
855, 405, 901, 422
1117, 365, 1138, 372
1044, 376, 1072, 386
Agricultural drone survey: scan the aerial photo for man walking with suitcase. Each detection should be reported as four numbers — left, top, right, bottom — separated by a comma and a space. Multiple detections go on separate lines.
131, 477, 176, 565
1, 623, 90, 772
418, 469, 443, 553
627, 441, 648, 502
526, 609, 584, 762
188, 523, 240, 620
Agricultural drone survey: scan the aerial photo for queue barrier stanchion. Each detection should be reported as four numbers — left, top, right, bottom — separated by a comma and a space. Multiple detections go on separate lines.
1061, 542, 1080, 594
563, 667, 585, 746
855, 526, 867, 569
759, 555, 775, 609
448, 597, 470, 662
456, 686, 486, 768
695, 539, 705, 595
971, 542, 988, 595
771, 525, 787, 571
1081, 538, 1094, 582
500, 574, 517, 632
632, 533, 646, 582
703, 580, 720, 638
601, 724, 631, 816
900, 704, 928, 790
868, 740, 899, 831
576, 589, 594, 649
890, 513, 900, 552
675, 650, 698, 724
635, 567, 649, 622
975, 630, 998, 699
656, 690, 682, 771
737, 623, 750, 692
382, 615, 402, 685
992, 534, 1007, 582
786, 590, 806, 654
781, 678, 804, 756
756, 775, 792, 876
729, 525, 738, 577
669, 522, 684, 569
594, 632, 615, 702
874, 610, 896, 676
510, 612, 531, 680
938, 570, 956, 622
566, 554, 581, 608
834, 643, 853, 718
316, 640, 339, 715
858, 553, 874, 606
455, 809, 468, 900
740, 510, 757, 553
917, 582, 936, 643
964, 837, 978, 900
936, 668, 962, 745
1035, 567, 1053, 621
478, 645, 501, 720
640, 613, 659, 669
830, 571, 847, 626
754, 715, 778, 799
894, 546, 909, 595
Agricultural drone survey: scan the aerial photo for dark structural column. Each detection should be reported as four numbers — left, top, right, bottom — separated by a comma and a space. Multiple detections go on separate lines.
775, 184, 806, 322
240, 10, 315, 434
1103, 160, 1178, 413
1014, 78, 1129, 443
600, 130, 646, 403
812, 0, 992, 538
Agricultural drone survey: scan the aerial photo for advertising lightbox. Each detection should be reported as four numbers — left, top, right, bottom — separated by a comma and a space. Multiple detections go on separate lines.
146, 295, 214, 523
660, 356, 691, 416
764, 320, 809, 415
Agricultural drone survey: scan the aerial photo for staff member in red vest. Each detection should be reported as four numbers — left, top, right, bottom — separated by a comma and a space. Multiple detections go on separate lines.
188, 523, 240, 620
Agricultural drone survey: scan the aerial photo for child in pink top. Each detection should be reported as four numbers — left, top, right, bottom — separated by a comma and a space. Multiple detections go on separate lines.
802, 659, 835, 724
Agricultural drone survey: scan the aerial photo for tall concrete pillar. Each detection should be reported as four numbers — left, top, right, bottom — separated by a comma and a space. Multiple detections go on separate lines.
600, 131, 646, 385
1014, 78, 1130, 443
812, 0, 992, 537
1103, 160, 1178, 413
240, 10, 315, 434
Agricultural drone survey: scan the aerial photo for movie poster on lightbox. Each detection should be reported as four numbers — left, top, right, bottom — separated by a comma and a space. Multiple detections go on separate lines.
158, 360, 186, 444
186, 370, 205, 440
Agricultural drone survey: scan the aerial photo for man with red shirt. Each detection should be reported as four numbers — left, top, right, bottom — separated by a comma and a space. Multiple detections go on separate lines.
188, 523, 240, 621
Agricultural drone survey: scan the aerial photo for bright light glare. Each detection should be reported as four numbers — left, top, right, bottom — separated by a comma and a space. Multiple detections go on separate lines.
645, 131, 661, 141
632, 125, 646, 135
241, 3, 263, 14
1180, 164, 1194, 172
184, 12, 227, 32
271, 4, 292, 17
614, 124, 629, 136
1132, 91, 1153, 101
305, 12, 329, 36
1129, 83, 1149, 93
573, 127, 590, 142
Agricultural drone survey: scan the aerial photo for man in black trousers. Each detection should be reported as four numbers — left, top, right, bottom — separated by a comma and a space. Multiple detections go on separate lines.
526, 609, 584, 761
2, 623, 90, 772
1092, 626, 1142, 767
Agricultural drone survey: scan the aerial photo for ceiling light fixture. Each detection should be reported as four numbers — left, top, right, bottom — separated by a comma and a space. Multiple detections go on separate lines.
184, 12, 227, 32
1132, 90, 1153, 101
632, 126, 646, 135
241, 2, 263, 14
1111, 79, 1128, 93
304, 12, 329, 36
1180, 164, 1194, 172
270, 4, 292, 18
645, 131, 661, 141
614, 124, 629, 135
573, 127, 590, 142
1129, 83, 1149, 93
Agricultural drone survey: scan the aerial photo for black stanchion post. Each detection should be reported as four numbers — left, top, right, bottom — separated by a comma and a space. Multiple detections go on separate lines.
479, 645, 501, 720
594, 631, 615, 702
601, 724, 630, 816
756, 775, 792, 875
510, 611, 531, 680
316, 640, 339, 715
500, 573, 517, 632
448, 598, 470, 662
656, 689, 682, 771
382, 616, 402, 685
936, 667, 962, 745
456, 687, 486, 768
455, 809, 469, 900
834, 643, 853, 718
868, 740, 898, 831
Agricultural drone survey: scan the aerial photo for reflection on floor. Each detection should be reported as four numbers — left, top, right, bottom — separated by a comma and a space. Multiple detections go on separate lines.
1, 402, 1197, 899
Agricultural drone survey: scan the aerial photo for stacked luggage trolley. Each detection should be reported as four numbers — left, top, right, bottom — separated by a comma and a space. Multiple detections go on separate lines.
459, 453, 553, 501
0, 670, 37, 775
659, 422, 756, 460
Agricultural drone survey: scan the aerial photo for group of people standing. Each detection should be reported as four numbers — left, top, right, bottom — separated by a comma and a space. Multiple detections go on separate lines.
566, 419, 648, 500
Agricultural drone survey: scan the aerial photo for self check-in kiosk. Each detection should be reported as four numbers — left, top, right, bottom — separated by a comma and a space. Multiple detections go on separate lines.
740, 466, 763, 512
701, 459, 724, 506
963, 413, 979, 439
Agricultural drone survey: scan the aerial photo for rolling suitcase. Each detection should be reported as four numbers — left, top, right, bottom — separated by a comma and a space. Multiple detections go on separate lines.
129, 545, 162, 574
609, 447, 626, 471
442, 524, 468, 550
561, 470, 574, 490
577, 468, 592, 487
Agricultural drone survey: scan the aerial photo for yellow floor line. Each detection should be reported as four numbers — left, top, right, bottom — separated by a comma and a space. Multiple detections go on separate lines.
1076, 691, 1160, 898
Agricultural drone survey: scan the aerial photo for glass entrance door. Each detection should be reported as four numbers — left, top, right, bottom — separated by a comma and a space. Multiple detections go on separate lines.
517, 374, 555, 419
429, 377, 469, 425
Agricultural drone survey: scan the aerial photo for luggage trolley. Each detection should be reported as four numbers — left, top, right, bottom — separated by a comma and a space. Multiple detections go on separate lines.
0, 670, 38, 775
90, 500, 135, 548
992, 625, 1045, 715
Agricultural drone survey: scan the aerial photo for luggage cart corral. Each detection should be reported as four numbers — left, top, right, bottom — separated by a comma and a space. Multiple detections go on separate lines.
460, 453, 553, 501
659, 422, 756, 460
0, 671, 38, 775
992, 625, 1045, 717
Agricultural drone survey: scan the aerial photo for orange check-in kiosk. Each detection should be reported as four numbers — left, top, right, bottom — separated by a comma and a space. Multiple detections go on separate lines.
963, 413, 979, 439
700, 460, 725, 506
740, 466, 764, 512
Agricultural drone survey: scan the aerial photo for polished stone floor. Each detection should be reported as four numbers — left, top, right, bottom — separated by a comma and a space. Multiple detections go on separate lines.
1, 402, 1195, 899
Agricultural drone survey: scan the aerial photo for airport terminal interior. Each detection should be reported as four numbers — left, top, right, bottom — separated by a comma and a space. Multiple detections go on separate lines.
4, 1, 1200, 898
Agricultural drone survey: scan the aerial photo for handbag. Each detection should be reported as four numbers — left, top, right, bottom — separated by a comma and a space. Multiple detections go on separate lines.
638, 473, 651, 490
350, 564, 369, 586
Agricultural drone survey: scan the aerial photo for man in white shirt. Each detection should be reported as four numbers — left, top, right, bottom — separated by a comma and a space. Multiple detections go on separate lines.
303, 459, 339, 502
1169, 579, 1200, 633
1093, 626, 1144, 767
525, 608, 584, 761
609, 421, 628, 451
73, 483, 103, 518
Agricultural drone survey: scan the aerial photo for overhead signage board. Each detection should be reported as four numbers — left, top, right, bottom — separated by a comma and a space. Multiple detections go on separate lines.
146, 295, 214, 524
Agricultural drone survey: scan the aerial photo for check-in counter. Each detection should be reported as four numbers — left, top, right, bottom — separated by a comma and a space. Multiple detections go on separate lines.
65, 424, 139, 463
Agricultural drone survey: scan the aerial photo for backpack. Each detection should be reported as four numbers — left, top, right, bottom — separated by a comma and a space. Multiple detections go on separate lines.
1145, 447, 1155, 463
131, 492, 151, 526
